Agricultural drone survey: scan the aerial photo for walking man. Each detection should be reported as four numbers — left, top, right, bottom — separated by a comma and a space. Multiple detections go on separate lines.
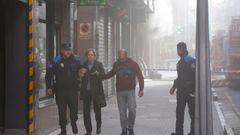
45, 43, 81, 135
170, 42, 196, 135
104, 49, 144, 135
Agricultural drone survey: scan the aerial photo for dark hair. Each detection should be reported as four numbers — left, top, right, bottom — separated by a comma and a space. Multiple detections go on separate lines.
85, 48, 96, 56
177, 42, 187, 51
177, 42, 188, 55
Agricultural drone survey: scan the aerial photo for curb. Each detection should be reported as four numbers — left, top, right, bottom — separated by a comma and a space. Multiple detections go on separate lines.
224, 125, 235, 135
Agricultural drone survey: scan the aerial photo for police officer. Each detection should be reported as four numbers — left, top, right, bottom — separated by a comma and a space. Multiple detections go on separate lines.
170, 42, 196, 135
45, 43, 81, 135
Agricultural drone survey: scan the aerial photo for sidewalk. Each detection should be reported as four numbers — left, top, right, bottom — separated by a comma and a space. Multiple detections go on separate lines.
47, 81, 224, 135
215, 87, 240, 135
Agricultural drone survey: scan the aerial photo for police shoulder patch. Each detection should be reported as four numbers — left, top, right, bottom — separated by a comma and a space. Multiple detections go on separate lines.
184, 55, 195, 64
53, 55, 62, 64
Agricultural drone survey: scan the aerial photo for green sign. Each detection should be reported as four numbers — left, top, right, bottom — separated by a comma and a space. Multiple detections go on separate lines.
80, 0, 106, 5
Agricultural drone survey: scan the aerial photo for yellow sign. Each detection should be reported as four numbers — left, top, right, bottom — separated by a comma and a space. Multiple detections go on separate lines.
80, 23, 91, 40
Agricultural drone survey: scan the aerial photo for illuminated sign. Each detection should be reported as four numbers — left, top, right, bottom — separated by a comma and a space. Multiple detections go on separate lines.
80, 0, 106, 6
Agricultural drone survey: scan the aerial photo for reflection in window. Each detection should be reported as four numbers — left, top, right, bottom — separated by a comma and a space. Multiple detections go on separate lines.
36, 1, 49, 103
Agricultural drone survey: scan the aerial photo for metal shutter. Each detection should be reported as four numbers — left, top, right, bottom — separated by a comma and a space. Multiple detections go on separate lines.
107, 18, 115, 96
97, 17, 106, 65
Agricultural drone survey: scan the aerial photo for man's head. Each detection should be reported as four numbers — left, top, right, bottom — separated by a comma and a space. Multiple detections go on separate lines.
85, 48, 96, 63
177, 42, 188, 57
118, 49, 128, 62
61, 43, 72, 58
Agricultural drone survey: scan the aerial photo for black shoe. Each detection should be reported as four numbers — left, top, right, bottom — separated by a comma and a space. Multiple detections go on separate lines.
71, 122, 78, 134
85, 132, 92, 135
128, 129, 134, 135
59, 129, 66, 135
121, 131, 128, 135
188, 132, 194, 135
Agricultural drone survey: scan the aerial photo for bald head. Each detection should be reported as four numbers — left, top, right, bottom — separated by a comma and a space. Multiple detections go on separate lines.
118, 49, 128, 62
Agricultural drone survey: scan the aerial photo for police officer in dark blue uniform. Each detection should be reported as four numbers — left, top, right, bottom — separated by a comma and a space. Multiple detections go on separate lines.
45, 43, 81, 135
170, 42, 196, 135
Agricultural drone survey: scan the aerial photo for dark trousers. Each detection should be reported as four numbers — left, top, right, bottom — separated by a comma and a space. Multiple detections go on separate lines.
56, 90, 78, 128
175, 90, 195, 135
83, 91, 102, 133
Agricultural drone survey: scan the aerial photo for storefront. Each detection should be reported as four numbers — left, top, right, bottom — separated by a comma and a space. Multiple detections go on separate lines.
31, 0, 78, 133
33, 0, 78, 108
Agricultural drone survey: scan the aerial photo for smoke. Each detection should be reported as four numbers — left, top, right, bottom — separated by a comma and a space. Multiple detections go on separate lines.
149, 0, 173, 39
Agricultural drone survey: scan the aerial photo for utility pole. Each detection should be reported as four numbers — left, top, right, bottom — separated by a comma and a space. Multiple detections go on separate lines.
195, 0, 214, 134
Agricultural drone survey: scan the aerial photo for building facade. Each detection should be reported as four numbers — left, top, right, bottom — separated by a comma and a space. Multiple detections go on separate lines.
0, 0, 154, 134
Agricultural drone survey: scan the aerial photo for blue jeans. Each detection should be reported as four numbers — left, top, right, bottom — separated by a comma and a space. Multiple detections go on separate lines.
117, 90, 137, 132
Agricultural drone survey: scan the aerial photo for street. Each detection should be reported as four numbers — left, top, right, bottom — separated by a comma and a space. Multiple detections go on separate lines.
47, 81, 223, 135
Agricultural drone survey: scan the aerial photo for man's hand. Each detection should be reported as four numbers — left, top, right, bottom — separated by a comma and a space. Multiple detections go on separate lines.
48, 88, 53, 95
169, 87, 176, 95
91, 70, 99, 75
138, 90, 144, 97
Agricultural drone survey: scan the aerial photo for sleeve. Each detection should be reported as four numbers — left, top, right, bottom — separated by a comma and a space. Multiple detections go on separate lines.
173, 79, 178, 89
173, 61, 179, 89
135, 62, 144, 91
103, 63, 116, 80
98, 63, 106, 79
189, 59, 196, 82
45, 61, 56, 90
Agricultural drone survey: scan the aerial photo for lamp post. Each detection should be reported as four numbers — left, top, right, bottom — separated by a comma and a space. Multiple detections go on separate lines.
195, 0, 214, 134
